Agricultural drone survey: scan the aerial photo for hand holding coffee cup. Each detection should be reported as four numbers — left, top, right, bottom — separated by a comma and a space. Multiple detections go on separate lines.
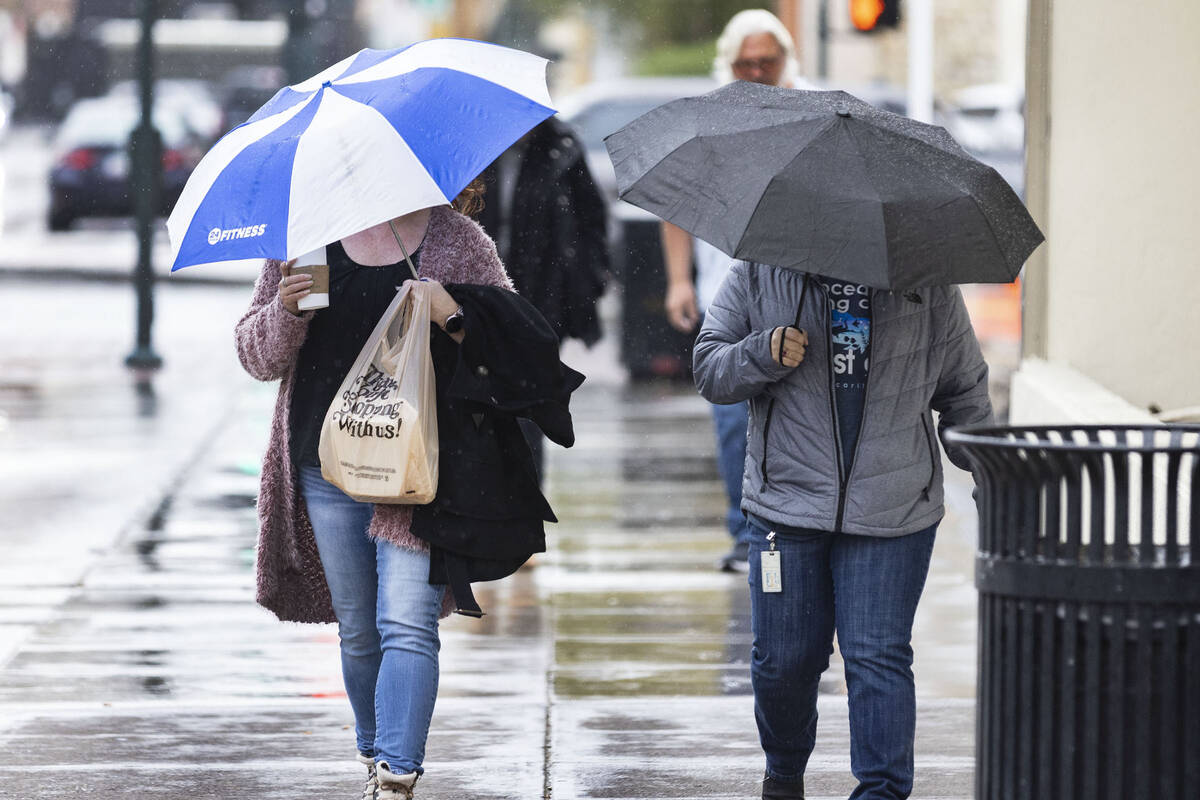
279, 247, 329, 315
292, 246, 329, 312
278, 260, 309, 316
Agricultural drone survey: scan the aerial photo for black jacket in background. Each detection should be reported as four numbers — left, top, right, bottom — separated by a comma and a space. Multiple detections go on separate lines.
477, 117, 609, 346
410, 283, 585, 616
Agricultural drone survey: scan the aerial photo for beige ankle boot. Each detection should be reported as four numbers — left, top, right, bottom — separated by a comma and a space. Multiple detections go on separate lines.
376, 761, 419, 800
356, 752, 378, 800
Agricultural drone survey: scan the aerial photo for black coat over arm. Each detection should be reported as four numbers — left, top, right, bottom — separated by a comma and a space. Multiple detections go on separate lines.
410, 283, 585, 616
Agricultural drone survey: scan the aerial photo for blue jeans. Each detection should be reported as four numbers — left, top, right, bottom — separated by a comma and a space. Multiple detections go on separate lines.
747, 519, 937, 800
711, 400, 752, 545
299, 465, 445, 774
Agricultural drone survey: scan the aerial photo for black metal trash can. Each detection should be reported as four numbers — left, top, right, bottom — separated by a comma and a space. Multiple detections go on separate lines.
944, 425, 1200, 800
610, 203, 695, 380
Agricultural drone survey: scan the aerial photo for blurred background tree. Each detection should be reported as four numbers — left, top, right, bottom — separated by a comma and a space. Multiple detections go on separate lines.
524, 0, 769, 75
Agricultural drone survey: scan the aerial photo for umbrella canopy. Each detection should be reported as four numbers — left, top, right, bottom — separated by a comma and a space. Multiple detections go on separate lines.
167, 38, 555, 271
605, 82, 1044, 290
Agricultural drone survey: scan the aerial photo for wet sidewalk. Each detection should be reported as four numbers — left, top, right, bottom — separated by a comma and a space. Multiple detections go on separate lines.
0, 288, 978, 799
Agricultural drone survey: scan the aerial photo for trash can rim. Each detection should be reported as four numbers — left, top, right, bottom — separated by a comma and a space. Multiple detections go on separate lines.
944, 423, 1200, 454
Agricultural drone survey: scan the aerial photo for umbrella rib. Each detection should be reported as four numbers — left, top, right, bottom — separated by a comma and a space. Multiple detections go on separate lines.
841, 121, 894, 272
342, 64, 551, 103
731, 118, 840, 264
692, 119, 834, 246
707, 92, 968, 158
965, 191, 1013, 274
621, 117, 817, 200
617, 136, 693, 200
844, 121, 1011, 280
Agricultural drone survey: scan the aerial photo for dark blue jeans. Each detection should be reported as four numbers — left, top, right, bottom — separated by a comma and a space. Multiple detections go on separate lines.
747, 519, 937, 800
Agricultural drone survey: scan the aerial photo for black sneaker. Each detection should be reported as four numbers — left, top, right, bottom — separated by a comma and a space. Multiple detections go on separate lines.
762, 772, 805, 799
718, 541, 750, 573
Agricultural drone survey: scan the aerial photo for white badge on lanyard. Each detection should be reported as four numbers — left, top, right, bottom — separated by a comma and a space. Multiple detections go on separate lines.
761, 531, 782, 593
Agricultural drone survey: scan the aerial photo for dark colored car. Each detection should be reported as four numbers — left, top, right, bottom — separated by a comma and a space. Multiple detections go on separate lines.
557, 76, 718, 203
107, 78, 226, 144
48, 96, 203, 231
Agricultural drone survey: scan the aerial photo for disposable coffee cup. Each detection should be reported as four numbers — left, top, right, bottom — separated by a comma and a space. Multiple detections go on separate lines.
292, 246, 329, 311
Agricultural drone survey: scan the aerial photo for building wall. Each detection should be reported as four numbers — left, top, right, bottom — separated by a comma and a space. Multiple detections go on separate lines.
1019, 0, 1200, 420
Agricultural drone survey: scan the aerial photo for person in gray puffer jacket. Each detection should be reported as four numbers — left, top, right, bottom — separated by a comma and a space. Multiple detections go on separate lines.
693, 261, 992, 800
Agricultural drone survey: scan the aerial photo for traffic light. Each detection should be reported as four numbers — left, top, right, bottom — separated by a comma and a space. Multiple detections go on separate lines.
850, 0, 900, 32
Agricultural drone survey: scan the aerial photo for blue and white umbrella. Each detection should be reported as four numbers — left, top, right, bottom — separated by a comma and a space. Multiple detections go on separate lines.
167, 38, 555, 271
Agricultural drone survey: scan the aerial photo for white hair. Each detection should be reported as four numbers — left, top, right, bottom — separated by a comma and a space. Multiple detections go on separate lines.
712, 8, 801, 87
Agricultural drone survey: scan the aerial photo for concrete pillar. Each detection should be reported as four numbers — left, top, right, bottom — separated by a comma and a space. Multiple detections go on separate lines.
1015, 0, 1200, 421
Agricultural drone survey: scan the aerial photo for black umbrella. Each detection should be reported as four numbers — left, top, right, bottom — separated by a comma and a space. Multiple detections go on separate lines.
604, 82, 1044, 290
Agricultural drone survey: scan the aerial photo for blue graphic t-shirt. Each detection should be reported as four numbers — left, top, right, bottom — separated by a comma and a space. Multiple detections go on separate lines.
820, 277, 871, 466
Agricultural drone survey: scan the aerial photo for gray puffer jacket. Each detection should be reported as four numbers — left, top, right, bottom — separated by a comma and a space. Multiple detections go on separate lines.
694, 262, 993, 537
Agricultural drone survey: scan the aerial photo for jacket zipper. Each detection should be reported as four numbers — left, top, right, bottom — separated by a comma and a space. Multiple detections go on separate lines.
759, 398, 776, 489
833, 295, 875, 532
920, 411, 936, 500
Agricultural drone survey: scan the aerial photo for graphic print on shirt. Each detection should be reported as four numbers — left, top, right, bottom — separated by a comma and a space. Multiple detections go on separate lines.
821, 279, 871, 388
819, 277, 872, 462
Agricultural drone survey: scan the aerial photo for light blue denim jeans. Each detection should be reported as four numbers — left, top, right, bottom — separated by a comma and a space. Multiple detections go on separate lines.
711, 400, 752, 545
299, 465, 445, 774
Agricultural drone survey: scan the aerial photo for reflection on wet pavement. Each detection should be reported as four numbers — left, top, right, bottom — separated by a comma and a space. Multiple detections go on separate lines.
537, 378, 977, 798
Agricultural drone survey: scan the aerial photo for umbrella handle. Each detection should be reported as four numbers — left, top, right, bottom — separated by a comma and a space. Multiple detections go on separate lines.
388, 219, 420, 280
794, 274, 810, 329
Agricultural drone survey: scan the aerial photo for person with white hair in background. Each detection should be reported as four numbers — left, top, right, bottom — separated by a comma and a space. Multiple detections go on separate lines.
661, 8, 807, 574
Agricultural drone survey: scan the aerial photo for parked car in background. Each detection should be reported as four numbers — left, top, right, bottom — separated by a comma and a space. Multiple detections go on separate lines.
945, 83, 1024, 155
219, 65, 286, 131
944, 83, 1026, 197
106, 78, 225, 144
48, 96, 204, 231
558, 76, 717, 203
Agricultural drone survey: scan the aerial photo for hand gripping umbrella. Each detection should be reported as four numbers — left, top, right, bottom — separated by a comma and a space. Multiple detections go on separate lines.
604, 81, 1043, 290
167, 38, 555, 273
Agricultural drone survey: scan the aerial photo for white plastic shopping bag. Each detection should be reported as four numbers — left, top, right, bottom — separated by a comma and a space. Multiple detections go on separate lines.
318, 282, 438, 503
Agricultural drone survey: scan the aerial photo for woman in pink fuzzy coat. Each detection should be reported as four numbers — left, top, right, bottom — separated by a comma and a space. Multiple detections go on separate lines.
235, 185, 506, 800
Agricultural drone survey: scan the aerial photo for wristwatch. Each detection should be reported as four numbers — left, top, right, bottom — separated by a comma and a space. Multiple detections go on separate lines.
444, 306, 465, 334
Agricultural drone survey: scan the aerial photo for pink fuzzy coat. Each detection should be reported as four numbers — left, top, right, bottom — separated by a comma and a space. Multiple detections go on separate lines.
235, 206, 513, 623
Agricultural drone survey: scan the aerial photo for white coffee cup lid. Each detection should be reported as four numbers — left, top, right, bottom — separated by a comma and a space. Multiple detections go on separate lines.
294, 245, 327, 268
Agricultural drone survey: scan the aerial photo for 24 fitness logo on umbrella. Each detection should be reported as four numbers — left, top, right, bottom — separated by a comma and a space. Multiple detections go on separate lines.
208, 224, 267, 245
